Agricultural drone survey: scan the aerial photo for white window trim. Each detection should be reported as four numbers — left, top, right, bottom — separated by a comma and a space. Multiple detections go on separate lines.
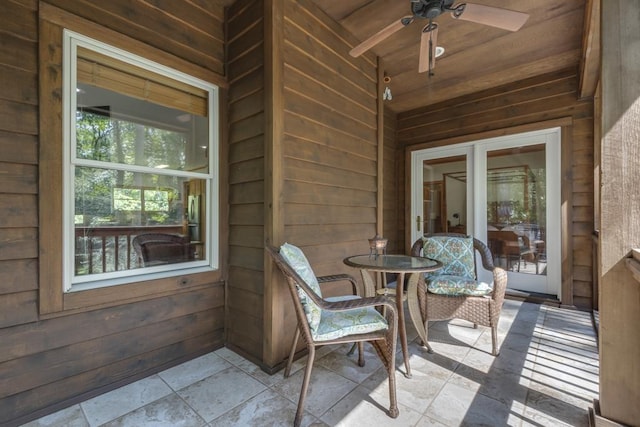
62, 29, 219, 292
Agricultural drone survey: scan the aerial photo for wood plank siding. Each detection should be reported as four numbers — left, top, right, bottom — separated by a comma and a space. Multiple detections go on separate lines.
396, 69, 594, 309
271, 0, 379, 366
281, 0, 378, 277
226, 0, 382, 369
0, 1, 227, 425
225, 0, 266, 362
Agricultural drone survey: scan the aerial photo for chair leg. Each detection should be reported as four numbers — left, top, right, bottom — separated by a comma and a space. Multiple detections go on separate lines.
423, 321, 433, 353
357, 342, 364, 367
294, 346, 315, 427
386, 348, 399, 418
347, 343, 357, 356
285, 328, 300, 378
372, 340, 399, 419
491, 325, 499, 356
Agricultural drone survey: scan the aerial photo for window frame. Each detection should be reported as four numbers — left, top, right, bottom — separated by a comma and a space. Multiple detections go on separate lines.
39, 7, 226, 315
62, 30, 219, 292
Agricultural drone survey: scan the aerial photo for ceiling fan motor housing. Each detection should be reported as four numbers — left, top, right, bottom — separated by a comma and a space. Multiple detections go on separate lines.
412, 0, 456, 19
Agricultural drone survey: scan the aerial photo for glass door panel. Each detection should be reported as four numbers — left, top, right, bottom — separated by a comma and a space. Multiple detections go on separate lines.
422, 155, 467, 237
477, 129, 561, 296
486, 145, 547, 277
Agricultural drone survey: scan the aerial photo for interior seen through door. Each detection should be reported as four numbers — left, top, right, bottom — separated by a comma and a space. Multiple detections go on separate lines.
422, 145, 547, 276
486, 145, 546, 275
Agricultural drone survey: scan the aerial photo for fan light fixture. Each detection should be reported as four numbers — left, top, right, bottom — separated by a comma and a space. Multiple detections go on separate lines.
349, 1, 529, 75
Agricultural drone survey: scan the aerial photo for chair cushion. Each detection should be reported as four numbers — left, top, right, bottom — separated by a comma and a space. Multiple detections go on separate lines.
280, 243, 322, 332
422, 236, 475, 280
313, 295, 388, 341
427, 275, 493, 296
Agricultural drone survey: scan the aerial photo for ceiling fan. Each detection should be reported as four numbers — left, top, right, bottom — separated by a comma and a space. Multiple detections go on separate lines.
349, 1, 530, 76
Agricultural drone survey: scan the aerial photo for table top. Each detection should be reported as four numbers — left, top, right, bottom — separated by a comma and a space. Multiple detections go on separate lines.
343, 254, 442, 273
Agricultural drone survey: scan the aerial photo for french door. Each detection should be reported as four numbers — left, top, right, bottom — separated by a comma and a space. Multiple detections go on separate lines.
411, 128, 561, 297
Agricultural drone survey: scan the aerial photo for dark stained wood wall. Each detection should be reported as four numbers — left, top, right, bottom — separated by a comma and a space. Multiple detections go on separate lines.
396, 68, 594, 309
225, 0, 266, 363
260, 0, 380, 368
281, 0, 378, 275
0, 1, 227, 424
226, 0, 381, 370
0, 0, 40, 332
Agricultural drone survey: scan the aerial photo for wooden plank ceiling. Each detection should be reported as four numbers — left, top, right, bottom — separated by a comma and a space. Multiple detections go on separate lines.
306, 0, 588, 113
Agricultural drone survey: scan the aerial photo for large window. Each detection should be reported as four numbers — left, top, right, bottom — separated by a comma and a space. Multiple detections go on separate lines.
63, 30, 219, 291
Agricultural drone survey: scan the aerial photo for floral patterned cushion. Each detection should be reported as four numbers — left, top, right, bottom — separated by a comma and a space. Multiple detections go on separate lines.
280, 243, 322, 332
313, 295, 388, 341
427, 275, 493, 296
422, 236, 475, 280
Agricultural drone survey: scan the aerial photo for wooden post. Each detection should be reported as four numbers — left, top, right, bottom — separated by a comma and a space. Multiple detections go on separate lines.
377, 59, 384, 236
263, 0, 286, 368
597, 1, 640, 424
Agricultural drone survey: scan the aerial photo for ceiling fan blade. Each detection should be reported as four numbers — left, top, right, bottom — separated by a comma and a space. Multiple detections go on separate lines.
418, 23, 438, 74
350, 16, 414, 57
452, 3, 529, 32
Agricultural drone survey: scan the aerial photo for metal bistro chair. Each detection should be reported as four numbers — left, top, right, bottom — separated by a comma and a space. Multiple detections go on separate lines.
409, 233, 508, 356
267, 243, 398, 426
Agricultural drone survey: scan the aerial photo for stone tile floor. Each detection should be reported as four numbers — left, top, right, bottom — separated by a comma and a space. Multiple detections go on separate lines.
22, 300, 599, 426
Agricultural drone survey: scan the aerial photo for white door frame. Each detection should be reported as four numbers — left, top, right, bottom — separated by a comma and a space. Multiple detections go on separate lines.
410, 127, 562, 297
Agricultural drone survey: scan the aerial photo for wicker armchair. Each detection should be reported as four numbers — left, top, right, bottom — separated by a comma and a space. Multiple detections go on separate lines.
267, 244, 398, 426
132, 233, 193, 267
407, 234, 508, 356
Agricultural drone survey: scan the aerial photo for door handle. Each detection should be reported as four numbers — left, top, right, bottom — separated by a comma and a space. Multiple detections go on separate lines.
417, 215, 421, 231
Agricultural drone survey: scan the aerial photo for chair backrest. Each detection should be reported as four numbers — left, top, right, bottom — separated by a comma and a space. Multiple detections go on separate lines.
498, 230, 521, 256
419, 234, 476, 279
266, 244, 324, 337
411, 233, 497, 275
132, 233, 192, 266
278, 243, 323, 332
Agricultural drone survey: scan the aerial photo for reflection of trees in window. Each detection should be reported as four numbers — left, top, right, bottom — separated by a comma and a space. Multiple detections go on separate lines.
486, 165, 546, 225
75, 111, 188, 227
76, 109, 112, 161
113, 188, 142, 211
75, 166, 113, 224
75, 168, 183, 227
75, 109, 188, 169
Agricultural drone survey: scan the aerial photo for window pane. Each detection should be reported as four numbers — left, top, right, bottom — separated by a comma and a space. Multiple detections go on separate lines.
76, 83, 209, 172
113, 188, 141, 211
144, 189, 169, 212
74, 166, 206, 276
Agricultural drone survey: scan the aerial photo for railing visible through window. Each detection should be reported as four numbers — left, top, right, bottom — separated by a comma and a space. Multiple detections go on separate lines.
74, 225, 184, 275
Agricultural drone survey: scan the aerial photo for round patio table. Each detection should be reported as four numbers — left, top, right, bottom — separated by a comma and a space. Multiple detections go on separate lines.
343, 254, 442, 378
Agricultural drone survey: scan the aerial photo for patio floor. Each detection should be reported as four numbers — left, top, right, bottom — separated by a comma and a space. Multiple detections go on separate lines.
21, 300, 599, 427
